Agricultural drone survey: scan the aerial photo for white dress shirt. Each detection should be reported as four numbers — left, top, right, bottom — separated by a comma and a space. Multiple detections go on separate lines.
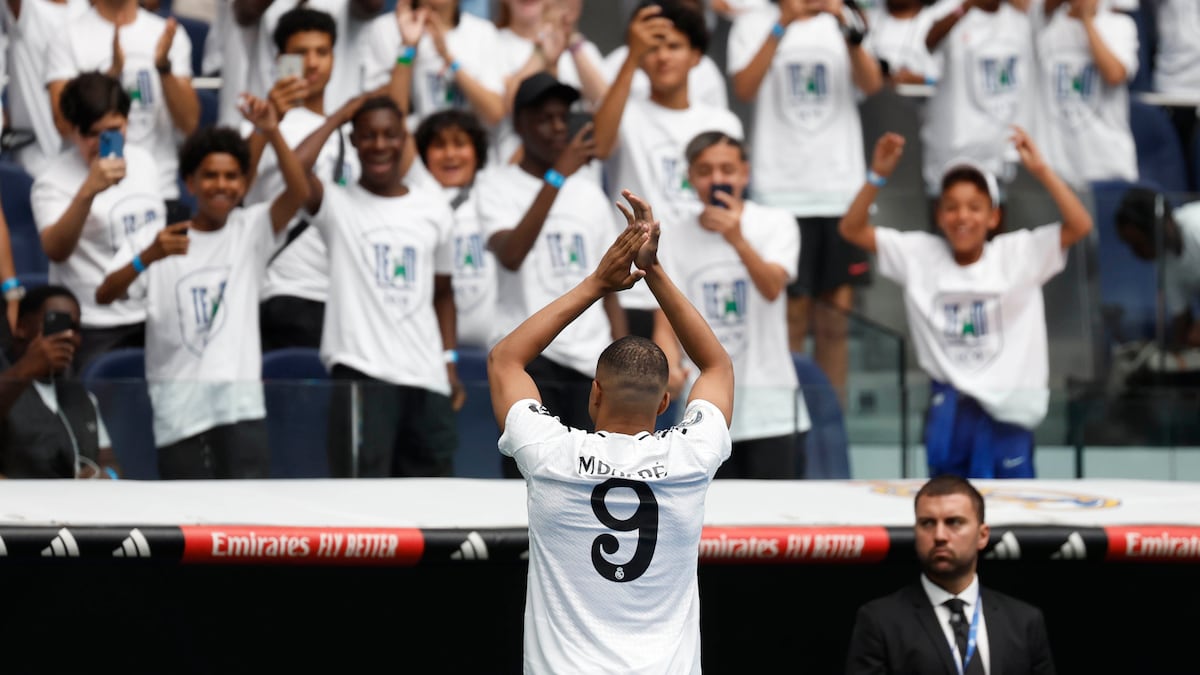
921, 573, 992, 675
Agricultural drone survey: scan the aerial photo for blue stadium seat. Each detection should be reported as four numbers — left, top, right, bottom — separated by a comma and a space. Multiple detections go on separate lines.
174, 15, 209, 79
1127, 4, 1155, 93
0, 160, 50, 278
793, 353, 850, 479
454, 345, 501, 478
197, 87, 219, 129
1089, 179, 1160, 347
1192, 132, 1200, 192
1129, 99, 1189, 194
261, 347, 332, 478
80, 347, 159, 479
22, 272, 48, 290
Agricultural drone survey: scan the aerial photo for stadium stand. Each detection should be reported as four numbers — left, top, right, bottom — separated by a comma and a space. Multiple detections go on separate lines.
453, 345, 501, 478
261, 347, 333, 478
1129, 99, 1189, 194
79, 347, 158, 479
0, 160, 49, 278
794, 352, 850, 479
176, 14, 209, 81
1089, 178, 1161, 349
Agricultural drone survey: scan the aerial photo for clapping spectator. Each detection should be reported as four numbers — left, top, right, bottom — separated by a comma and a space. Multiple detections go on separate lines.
33, 73, 166, 372
863, 0, 942, 86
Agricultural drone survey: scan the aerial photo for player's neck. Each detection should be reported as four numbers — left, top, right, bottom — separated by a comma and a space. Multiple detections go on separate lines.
304, 95, 326, 117
96, 0, 138, 25
593, 412, 655, 437
649, 84, 689, 111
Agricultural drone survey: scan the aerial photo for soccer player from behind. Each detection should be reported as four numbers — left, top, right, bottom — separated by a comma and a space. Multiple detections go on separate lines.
95, 96, 310, 479
488, 190, 733, 673
838, 126, 1092, 479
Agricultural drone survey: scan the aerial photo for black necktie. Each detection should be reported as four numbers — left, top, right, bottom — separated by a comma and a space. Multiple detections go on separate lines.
944, 598, 985, 674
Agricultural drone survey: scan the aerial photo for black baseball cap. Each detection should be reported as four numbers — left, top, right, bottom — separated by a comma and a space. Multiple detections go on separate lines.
513, 72, 580, 114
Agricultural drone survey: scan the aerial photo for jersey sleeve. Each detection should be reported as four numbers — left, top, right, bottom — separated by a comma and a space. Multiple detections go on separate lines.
998, 224, 1068, 286
757, 206, 801, 281
476, 172, 521, 240
44, 35, 78, 85
872, 227, 928, 285
360, 15, 399, 91
498, 398, 571, 475
306, 178, 341, 239
1101, 12, 1140, 81
239, 202, 279, 268
670, 399, 733, 475
169, 23, 194, 78
726, 10, 772, 75
31, 172, 76, 233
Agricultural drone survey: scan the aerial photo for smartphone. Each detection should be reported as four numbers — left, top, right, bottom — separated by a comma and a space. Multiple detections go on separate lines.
567, 111, 593, 140
710, 183, 734, 207
43, 310, 75, 336
276, 53, 304, 82
99, 129, 124, 159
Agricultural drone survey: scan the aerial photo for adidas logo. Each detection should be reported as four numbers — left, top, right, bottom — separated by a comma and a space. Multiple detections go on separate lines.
1050, 531, 1087, 560
450, 531, 488, 561
984, 531, 1021, 560
41, 528, 80, 557
113, 528, 152, 558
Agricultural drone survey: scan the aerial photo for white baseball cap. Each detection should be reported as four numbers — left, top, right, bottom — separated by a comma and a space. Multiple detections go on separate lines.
940, 158, 1000, 207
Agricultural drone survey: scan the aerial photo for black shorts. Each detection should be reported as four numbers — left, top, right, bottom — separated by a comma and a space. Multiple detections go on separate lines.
788, 216, 872, 298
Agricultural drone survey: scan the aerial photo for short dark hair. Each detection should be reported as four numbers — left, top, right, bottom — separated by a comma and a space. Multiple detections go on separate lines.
18, 285, 78, 321
1115, 186, 1171, 239
274, 7, 338, 54
940, 167, 992, 205
633, 0, 709, 54
59, 72, 131, 133
178, 126, 250, 179
352, 95, 406, 128
915, 474, 985, 523
685, 131, 747, 164
414, 109, 490, 167
596, 336, 669, 406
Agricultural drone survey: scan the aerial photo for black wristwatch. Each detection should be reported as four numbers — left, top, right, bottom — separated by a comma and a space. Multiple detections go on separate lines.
156, 59, 171, 75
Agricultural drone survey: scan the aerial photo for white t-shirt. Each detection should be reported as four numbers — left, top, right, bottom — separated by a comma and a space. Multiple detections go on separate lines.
1, 0, 89, 177
499, 397, 731, 675
476, 164, 616, 377
246, 107, 359, 304
1166, 203, 1200, 317
204, 0, 258, 127
309, 181, 456, 394
602, 45, 730, 111
361, 11, 504, 124
863, 6, 941, 81
604, 98, 743, 310
1152, 0, 1200, 96
247, 0, 368, 113
726, 9, 867, 216
920, 3, 1038, 194
110, 203, 278, 447
32, 145, 165, 329
661, 200, 810, 441
874, 224, 1068, 428
1033, 5, 1138, 188
45, 7, 193, 198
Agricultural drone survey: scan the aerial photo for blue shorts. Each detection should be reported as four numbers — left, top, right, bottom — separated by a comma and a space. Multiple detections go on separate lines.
923, 381, 1035, 479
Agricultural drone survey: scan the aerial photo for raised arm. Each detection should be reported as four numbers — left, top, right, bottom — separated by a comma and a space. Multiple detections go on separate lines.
926, 0, 977, 53
427, 12, 505, 125
95, 222, 189, 305
385, 3, 427, 121
487, 123, 595, 270
622, 190, 733, 425
433, 273, 465, 411
39, 156, 127, 262
1010, 126, 1092, 249
731, 0, 800, 102
156, 19, 201, 135
240, 95, 310, 233
487, 218, 647, 431
592, 5, 670, 159
0, 201, 16, 330
838, 132, 906, 254
293, 94, 366, 214
1075, 0, 1129, 85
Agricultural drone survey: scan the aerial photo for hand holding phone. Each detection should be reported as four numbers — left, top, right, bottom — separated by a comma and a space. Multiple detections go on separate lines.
276, 54, 304, 82
710, 183, 734, 208
43, 310, 76, 336
99, 129, 124, 159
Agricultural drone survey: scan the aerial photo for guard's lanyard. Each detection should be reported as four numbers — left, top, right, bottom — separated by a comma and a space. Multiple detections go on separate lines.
953, 592, 983, 675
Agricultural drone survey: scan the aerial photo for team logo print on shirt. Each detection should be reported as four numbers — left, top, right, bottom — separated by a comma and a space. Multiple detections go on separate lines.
1051, 57, 1101, 131
774, 50, 836, 131
175, 266, 231, 356
107, 194, 162, 254
651, 145, 696, 207
534, 225, 590, 295
121, 62, 158, 145
452, 233, 489, 311
689, 263, 750, 357
426, 72, 464, 108
969, 50, 1021, 124
361, 227, 425, 318
932, 292, 1003, 372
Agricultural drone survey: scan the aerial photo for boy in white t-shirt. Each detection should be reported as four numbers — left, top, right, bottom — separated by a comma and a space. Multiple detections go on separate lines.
489, 189, 732, 675
291, 94, 464, 478
95, 97, 310, 479
839, 126, 1092, 478
45, 0, 198, 203
593, 0, 744, 339
656, 131, 810, 479
1032, 0, 1139, 189
477, 73, 626, 478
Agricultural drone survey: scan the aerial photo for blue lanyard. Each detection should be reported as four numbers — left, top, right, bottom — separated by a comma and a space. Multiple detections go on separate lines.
953, 592, 982, 675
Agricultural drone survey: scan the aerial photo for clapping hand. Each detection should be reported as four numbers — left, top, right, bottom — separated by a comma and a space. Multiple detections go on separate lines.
591, 214, 649, 294
239, 94, 280, 134
870, 132, 906, 180
397, 1, 428, 46
616, 190, 661, 271
155, 17, 177, 75
1010, 125, 1048, 177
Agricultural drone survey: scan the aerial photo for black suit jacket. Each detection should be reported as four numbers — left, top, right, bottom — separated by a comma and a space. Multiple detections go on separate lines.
845, 581, 1056, 675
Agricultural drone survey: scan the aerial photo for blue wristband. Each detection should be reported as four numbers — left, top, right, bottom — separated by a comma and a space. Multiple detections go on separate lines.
543, 168, 565, 189
443, 349, 459, 364
924, 75, 937, 86
449, 60, 461, 74
866, 170, 887, 188
1, 277, 18, 293
771, 22, 786, 39
396, 45, 416, 65
104, 467, 119, 480
132, 254, 147, 274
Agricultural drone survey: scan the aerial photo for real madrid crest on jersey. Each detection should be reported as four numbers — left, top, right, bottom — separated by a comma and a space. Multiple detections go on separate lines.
175, 266, 231, 356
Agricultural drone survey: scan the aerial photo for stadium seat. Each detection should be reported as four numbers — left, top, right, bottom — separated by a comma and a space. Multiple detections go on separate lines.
1127, 4, 1155, 93
454, 345, 502, 478
0, 160, 50, 278
197, 87, 219, 129
1089, 179, 1161, 347
1129, 99, 1189, 194
174, 15, 209, 79
1192, 132, 1200, 193
261, 347, 332, 478
80, 347, 159, 480
22, 272, 48, 290
793, 353, 850, 479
